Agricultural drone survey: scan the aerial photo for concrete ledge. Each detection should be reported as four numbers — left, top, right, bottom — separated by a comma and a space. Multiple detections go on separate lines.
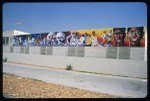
10, 46, 13, 53
40, 47, 46, 55
118, 47, 130, 59
68, 47, 75, 56
20, 46, 24, 53
13, 47, 21, 53
106, 47, 117, 58
3, 46, 146, 61
3, 52, 147, 79
84, 47, 106, 58
3, 46, 10, 53
130, 47, 145, 60
46, 47, 53, 55
29, 47, 40, 54
52, 47, 68, 56
75, 47, 85, 57
24, 46, 29, 54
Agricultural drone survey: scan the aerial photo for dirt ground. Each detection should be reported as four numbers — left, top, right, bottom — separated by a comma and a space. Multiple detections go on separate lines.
3, 73, 120, 98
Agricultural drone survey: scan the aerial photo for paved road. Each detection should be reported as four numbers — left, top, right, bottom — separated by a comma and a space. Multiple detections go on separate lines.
3, 62, 147, 98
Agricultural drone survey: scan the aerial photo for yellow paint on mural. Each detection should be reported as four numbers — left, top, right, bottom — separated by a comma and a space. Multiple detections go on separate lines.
73, 28, 113, 36
72, 28, 113, 43
71, 26, 146, 47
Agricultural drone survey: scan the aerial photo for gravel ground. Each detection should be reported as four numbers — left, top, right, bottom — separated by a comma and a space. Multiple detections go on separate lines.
3, 73, 120, 98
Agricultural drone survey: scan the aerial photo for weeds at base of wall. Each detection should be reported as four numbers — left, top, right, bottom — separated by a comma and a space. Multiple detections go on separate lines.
30, 78, 44, 82
3, 57, 7, 62
66, 64, 73, 70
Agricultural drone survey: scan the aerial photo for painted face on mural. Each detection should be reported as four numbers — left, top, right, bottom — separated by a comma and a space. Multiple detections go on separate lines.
56, 32, 65, 42
113, 28, 124, 46
128, 27, 142, 46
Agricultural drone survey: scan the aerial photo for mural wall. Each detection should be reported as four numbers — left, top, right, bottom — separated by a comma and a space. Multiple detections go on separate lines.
13, 26, 146, 47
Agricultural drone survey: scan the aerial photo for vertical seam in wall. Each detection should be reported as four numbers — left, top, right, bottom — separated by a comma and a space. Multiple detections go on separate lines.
117, 47, 119, 59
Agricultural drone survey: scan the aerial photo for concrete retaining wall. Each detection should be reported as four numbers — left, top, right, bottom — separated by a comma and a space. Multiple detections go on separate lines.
13, 47, 21, 53
3, 46, 10, 53
3, 52, 147, 78
130, 48, 145, 60
29, 47, 41, 54
84, 47, 106, 58
3, 46, 146, 61
53, 47, 68, 56
3, 46, 147, 78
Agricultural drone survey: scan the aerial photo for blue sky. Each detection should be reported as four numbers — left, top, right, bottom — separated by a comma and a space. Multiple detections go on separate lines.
3, 2, 147, 33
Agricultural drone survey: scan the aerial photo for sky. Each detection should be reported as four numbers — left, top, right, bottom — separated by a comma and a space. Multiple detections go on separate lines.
3, 2, 147, 33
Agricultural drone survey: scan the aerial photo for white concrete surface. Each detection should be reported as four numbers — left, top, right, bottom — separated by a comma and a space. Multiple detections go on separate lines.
84, 47, 106, 58
52, 47, 68, 56
130, 47, 145, 60
13, 47, 21, 53
3, 52, 147, 78
3, 46, 10, 53
29, 47, 41, 54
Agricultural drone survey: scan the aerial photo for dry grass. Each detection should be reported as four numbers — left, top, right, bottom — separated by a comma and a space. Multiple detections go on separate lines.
3, 73, 120, 98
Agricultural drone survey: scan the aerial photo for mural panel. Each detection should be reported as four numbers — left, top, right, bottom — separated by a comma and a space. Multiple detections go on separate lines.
13, 26, 146, 47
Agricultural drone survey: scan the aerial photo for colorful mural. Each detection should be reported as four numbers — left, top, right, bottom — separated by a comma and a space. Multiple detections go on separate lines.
13, 26, 146, 47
